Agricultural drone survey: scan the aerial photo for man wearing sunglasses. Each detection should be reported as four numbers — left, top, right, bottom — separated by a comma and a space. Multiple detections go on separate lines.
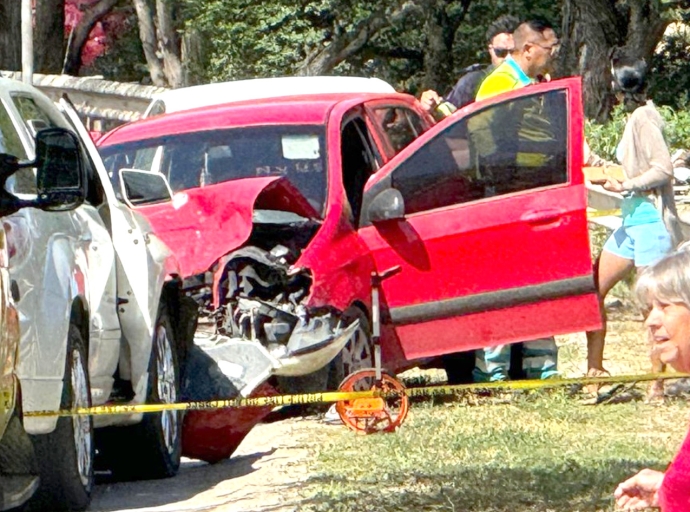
420, 14, 520, 116
476, 18, 560, 100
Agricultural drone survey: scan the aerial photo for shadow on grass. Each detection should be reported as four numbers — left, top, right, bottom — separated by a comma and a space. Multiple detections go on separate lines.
301, 457, 661, 512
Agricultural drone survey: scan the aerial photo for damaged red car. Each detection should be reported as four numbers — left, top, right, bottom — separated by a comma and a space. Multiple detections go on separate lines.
97, 77, 602, 460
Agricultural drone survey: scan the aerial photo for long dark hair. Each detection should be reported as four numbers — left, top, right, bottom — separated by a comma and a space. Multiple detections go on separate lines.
611, 48, 647, 112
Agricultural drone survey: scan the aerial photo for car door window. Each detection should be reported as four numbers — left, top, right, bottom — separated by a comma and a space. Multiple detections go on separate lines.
372, 106, 426, 155
341, 117, 379, 226
11, 95, 61, 136
391, 89, 568, 216
0, 102, 27, 161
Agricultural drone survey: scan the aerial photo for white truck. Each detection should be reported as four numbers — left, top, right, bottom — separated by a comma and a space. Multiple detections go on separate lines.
0, 78, 196, 511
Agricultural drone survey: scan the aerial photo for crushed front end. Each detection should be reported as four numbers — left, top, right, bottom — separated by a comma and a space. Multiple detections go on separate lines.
184, 209, 357, 397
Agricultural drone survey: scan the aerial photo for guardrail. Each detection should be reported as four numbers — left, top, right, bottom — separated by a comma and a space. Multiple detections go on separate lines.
1, 71, 168, 130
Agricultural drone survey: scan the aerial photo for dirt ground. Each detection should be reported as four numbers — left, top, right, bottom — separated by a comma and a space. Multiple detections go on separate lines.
88, 305, 651, 512
89, 413, 331, 512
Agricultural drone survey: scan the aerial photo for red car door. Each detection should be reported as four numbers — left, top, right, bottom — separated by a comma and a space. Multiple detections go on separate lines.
357, 77, 601, 361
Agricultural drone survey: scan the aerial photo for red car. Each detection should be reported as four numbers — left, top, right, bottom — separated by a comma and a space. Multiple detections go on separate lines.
98, 77, 601, 460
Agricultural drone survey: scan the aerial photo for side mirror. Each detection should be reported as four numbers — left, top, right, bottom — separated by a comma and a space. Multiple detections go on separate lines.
34, 128, 86, 211
119, 168, 173, 207
367, 188, 405, 223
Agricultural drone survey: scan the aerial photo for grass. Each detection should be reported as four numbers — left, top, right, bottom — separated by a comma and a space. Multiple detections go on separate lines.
293, 226, 690, 512
301, 394, 688, 511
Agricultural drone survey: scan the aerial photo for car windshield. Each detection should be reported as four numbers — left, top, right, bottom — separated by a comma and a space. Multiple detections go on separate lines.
100, 125, 328, 215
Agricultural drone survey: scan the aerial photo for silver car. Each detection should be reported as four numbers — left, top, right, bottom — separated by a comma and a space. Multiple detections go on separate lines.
0, 78, 195, 510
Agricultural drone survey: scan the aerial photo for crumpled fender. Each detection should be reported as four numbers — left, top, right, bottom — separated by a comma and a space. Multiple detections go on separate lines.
134, 177, 318, 278
181, 382, 278, 463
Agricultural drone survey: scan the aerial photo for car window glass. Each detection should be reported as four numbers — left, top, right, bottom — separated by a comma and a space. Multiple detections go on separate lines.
0, 101, 27, 161
11, 95, 61, 136
391, 89, 568, 216
100, 125, 328, 216
342, 117, 380, 227
0, 101, 31, 194
373, 107, 424, 155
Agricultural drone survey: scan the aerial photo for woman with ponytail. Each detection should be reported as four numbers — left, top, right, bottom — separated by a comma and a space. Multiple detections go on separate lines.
585, 49, 683, 397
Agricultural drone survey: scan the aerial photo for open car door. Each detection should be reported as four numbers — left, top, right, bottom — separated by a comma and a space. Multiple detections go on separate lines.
357, 77, 602, 361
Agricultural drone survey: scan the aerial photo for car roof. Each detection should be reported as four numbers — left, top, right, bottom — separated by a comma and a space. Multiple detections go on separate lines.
101, 91, 411, 146
143, 76, 396, 117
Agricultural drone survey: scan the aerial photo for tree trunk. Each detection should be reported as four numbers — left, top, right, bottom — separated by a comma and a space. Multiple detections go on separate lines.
132, 0, 166, 86
34, 0, 65, 74
560, 0, 673, 122
155, 0, 184, 87
64, 0, 121, 76
297, 2, 421, 76
0, 0, 22, 70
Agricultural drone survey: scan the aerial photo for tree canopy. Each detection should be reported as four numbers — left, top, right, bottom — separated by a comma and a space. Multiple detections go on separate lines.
2, 0, 690, 121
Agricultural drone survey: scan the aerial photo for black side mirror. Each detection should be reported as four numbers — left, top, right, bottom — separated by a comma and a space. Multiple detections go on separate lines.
367, 188, 405, 223
119, 168, 173, 207
35, 128, 86, 211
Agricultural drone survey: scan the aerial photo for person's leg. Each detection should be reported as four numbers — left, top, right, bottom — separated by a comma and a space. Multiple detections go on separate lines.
522, 337, 558, 379
473, 345, 511, 382
586, 227, 635, 373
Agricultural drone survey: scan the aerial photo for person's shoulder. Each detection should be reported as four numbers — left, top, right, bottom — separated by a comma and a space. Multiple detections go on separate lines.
630, 101, 664, 128
475, 68, 518, 101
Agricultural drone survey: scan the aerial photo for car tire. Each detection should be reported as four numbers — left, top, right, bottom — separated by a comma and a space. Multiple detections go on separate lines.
328, 307, 373, 390
97, 300, 182, 480
28, 324, 94, 512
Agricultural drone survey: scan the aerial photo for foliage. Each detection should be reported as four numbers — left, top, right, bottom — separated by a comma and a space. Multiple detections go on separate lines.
586, 100, 690, 162
180, 0, 559, 94
82, 4, 148, 83
650, 22, 690, 110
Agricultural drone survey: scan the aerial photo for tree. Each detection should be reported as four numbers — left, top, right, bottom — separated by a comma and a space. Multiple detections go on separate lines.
559, 0, 687, 122
35, 0, 65, 73
63, 0, 122, 75
0, 1, 22, 70
132, 0, 185, 87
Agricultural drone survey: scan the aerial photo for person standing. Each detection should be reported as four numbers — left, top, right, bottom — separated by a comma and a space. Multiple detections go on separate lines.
585, 50, 683, 397
420, 14, 520, 116
470, 17, 561, 383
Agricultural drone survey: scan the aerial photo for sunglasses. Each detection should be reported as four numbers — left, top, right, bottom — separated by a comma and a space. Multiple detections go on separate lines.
529, 41, 561, 56
491, 47, 512, 58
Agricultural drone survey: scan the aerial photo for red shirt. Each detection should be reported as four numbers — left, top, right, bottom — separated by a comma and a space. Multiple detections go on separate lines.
659, 428, 690, 511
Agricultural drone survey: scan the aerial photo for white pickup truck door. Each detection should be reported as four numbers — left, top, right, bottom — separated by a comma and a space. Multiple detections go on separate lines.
58, 98, 161, 402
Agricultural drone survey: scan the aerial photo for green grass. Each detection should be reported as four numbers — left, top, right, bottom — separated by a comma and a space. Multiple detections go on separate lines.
300, 393, 689, 511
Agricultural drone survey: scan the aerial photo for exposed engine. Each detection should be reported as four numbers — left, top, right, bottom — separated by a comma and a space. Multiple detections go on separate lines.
184, 210, 358, 396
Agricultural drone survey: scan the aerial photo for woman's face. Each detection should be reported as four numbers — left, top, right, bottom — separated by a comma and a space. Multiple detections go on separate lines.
645, 299, 690, 372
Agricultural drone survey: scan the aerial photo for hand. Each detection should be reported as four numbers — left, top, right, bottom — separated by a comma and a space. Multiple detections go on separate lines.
420, 90, 441, 112
614, 469, 664, 510
602, 177, 624, 193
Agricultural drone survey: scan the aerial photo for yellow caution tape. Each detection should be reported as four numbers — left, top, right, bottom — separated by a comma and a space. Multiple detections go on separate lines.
24, 371, 690, 417
587, 209, 621, 218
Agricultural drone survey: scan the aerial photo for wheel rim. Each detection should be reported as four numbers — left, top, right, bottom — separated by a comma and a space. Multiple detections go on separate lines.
155, 324, 179, 455
70, 348, 92, 487
341, 320, 372, 386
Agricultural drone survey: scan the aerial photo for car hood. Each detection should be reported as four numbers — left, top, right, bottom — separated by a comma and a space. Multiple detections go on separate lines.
135, 177, 319, 277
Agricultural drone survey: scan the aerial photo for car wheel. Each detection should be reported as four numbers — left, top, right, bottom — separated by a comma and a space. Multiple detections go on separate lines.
328, 308, 373, 390
97, 300, 182, 480
29, 324, 94, 512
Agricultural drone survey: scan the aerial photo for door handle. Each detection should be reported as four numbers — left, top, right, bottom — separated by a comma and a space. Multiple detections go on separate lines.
520, 208, 565, 224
